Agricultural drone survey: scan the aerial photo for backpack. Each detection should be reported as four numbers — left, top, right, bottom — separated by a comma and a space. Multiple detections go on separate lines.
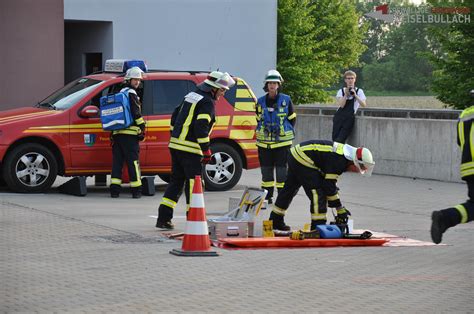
99, 87, 133, 131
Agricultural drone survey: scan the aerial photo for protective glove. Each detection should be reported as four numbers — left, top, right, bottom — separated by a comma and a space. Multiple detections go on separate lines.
201, 149, 212, 164
335, 207, 351, 225
138, 124, 146, 141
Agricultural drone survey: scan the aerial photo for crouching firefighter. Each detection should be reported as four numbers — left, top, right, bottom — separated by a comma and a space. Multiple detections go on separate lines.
256, 70, 296, 205
155, 71, 236, 230
110, 67, 146, 198
431, 104, 474, 244
269, 140, 375, 231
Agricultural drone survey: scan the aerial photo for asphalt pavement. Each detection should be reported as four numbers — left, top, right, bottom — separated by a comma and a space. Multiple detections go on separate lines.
1, 169, 473, 313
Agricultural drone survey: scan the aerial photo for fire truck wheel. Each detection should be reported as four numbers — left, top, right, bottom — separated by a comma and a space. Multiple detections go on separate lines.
204, 143, 242, 191
3, 143, 58, 193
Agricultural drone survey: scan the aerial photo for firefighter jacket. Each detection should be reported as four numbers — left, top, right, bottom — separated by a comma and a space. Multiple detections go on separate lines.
256, 93, 296, 149
168, 88, 215, 155
458, 106, 474, 179
112, 87, 146, 136
290, 140, 350, 208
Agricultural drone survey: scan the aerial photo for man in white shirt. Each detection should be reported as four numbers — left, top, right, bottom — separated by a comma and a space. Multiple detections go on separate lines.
332, 70, 367, 143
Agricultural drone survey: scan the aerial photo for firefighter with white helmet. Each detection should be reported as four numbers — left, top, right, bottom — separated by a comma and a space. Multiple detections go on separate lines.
255, 69, 296, 206
155, 70, 235, 230
110, 66, 146, 198
269, 140, 374, 231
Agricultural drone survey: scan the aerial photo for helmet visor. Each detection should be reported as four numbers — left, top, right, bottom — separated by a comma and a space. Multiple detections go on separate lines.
354, 160, 374, 176
215, 73, 236, 90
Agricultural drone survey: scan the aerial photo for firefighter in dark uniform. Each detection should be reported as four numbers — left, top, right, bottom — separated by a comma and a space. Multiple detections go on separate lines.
269, 140, 375, 231
431, 104, 474, 244
110, 67, 146, 199
155, 71, 236, 230
256, 70, 296, 205
332, 70, 366, 143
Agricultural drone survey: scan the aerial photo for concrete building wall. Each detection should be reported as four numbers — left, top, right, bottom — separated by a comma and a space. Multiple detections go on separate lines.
64, 0, 277, 97
0, 0, 64, 110
295, 106, 462, 183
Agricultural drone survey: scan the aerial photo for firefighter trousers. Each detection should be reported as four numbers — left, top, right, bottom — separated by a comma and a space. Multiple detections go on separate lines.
440, 179, 474, 228
258, 146, 290, 201
110, 134, 142, 191
157, 149, 203, 222
273, 155, 328, 223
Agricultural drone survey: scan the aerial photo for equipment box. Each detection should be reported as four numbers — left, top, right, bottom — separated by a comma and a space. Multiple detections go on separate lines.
208, 221, 248, 240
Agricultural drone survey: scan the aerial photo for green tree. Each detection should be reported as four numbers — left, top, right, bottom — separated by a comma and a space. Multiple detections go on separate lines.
277, 0, 317, 104
362, 21, 434, 92
428, 0, 474, 109
277, 0, 366, 104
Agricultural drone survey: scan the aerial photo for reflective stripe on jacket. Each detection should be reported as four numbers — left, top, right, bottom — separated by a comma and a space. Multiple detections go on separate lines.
168, 89, 215, 155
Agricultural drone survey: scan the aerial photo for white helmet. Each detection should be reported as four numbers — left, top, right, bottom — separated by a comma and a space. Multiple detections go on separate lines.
343, 144, 375, 176
125, 67, 144, 80
204, 71, 236, 90
264, 69, 283, 84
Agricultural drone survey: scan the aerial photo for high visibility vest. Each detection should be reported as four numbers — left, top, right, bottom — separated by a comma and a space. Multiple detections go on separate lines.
256, 93, 295, 147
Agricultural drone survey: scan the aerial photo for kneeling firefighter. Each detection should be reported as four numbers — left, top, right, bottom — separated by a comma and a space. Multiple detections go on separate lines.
269, 140, 375, 231
110, 67, 146, 198
155, 71, 236, 230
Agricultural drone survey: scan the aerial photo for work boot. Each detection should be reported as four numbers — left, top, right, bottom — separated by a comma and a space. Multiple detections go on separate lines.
269, 212, 290, 231
311, 220, 327, 231
156, 220, 175, 230
131, 187, 142, 199
110, 184, 121, 198
431, 211, 448, 244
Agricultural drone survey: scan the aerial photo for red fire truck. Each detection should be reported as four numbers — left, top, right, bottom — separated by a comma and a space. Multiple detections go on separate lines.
0, 60, 259, 193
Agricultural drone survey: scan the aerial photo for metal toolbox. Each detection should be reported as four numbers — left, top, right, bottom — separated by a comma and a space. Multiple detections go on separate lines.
208, 221, 248, 240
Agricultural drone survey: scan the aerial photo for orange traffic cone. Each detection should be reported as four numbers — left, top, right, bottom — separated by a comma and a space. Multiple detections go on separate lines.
170, 175, 219, 257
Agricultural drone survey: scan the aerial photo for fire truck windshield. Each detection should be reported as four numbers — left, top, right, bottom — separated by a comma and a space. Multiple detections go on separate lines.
37, 78, 103, 110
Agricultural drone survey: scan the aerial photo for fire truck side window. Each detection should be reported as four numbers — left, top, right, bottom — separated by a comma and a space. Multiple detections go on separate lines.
147, 80, 195, 115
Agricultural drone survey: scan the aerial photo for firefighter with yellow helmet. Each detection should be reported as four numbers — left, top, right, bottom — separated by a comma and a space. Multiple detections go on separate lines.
269, 140, 375, 231
255, 70, 296, 206
155, 71, 236, 230
110, 66, 146, 198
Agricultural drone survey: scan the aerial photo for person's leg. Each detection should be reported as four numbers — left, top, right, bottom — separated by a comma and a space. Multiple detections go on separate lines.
123, 136, 142, 198
335, 116, 355, 143
332, 114, 343, 142
271, 156, 301, 231
156, 150, 185, 229
258, 147, 275, 203
110, 135, 125, 197
275, 146, 290, 197
301, 187, 327, 230
431, 179, 474, 243
181, 152, 204, 215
